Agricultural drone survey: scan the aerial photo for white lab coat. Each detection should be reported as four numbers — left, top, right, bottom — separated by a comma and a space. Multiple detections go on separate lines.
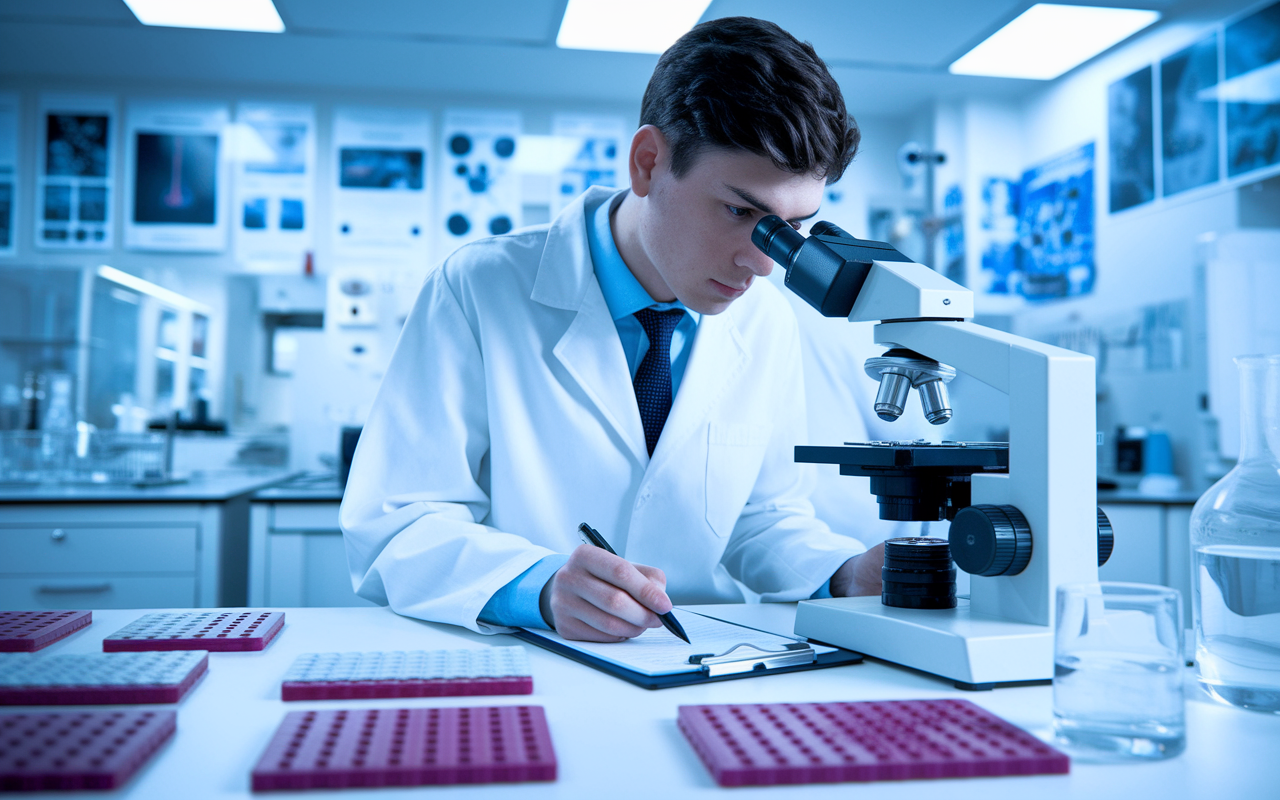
340, 187, 865, 633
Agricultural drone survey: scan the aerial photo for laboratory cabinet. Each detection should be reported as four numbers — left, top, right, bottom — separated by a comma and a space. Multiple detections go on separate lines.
0, 502, 228, 609
249, 488, 373, 608
1098, 497, 1195, 626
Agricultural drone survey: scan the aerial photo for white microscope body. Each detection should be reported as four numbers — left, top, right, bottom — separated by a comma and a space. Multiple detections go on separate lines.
751, 218, 1099, 688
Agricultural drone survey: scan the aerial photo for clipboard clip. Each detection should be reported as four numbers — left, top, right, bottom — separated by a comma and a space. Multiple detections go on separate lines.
687, 641, 815, 677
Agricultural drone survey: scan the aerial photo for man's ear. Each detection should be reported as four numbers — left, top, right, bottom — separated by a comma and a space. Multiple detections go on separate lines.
628, 125, 667, 198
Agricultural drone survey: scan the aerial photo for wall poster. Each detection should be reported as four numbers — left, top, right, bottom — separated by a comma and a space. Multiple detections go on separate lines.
0, 93, 16, 257
1017, 142, 1095, 300
1225, 1, 1280, 177
37, 94, 115, 250
551, 113, 628, 216
331, 107, 430, 262
233, 102, 315, 270
440, 109, 521, 258
124, 101, 229, 252
978, 177, 1020, 295
1108, 66, 1155, 212
1161, 33, 1220, 196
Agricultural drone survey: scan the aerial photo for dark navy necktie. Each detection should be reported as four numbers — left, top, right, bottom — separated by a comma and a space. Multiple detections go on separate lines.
633, 308, 683, 457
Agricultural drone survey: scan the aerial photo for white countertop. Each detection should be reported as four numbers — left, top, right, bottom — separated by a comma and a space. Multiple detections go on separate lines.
3, 605, 1277, 799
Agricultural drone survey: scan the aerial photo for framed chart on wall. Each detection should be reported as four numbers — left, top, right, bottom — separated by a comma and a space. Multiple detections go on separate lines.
1108, 66, 1154, 213
233, 102, 315, 271
124, 100, 229, 252
1225, 1, 1280, 178
1161, 32, 1220, 197
37, 94, 116, 250
439, 109, 521, 261
0, 92, 17, 257
1017, 142, 1095, 300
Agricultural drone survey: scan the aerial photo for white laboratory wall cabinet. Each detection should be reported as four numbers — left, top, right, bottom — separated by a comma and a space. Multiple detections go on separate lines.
0, 502, 233, 609
1099, 502, 1194, 627
248, 502, 375, 608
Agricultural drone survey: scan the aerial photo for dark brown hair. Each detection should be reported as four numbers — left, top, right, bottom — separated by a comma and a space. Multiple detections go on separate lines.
640, 16, 859, 184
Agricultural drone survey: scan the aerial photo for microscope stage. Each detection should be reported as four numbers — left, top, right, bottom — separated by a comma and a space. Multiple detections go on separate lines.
795, 596, 1053, 689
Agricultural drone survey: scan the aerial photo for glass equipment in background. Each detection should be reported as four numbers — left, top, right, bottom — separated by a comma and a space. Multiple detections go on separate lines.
0, 265, 216, 484
1190, 354, 1280, 713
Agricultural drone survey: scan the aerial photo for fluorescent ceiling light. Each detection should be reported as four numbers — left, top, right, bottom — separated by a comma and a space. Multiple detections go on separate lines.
950, 4, 1159, 80
557, 0, 713, 55
123, 0, 285, 33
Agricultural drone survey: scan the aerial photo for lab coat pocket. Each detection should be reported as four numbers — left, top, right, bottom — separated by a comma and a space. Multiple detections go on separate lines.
705, 422, 772, 538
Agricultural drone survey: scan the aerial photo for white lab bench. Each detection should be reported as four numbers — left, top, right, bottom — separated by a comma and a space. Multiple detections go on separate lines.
2, 604, 1276, 800
248, 476, 373, 608
0, 470, 294, 610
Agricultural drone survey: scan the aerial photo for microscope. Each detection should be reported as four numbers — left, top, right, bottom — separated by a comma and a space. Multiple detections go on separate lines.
752, 216, 1112, 689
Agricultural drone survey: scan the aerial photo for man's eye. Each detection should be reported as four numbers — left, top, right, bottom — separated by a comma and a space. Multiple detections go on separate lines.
726, 205, 751, 218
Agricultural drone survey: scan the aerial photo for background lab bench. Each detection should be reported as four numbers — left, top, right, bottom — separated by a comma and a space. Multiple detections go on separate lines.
0, 470, 293, 611
9, 603, 1278, 800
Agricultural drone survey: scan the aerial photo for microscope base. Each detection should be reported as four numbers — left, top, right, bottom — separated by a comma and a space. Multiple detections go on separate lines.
794, 596, 1053, 688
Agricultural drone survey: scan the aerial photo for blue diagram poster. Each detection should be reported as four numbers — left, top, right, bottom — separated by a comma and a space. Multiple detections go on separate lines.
1225, 1, 1280, 177
979, 177, 1020, 294
1017, 142, 1095, 299
1108, 66, 1154, 212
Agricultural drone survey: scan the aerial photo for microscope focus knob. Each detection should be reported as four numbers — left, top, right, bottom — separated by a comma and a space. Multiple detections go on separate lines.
1097, 507, 1115, 567
948, 504, 1032, 577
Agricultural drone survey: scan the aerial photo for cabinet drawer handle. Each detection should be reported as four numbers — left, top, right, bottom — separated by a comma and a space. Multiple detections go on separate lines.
51, 528, 66, 541
37, 583, 112, 594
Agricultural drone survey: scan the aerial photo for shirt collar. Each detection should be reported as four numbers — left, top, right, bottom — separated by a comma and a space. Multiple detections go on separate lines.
587, 190, 700, 324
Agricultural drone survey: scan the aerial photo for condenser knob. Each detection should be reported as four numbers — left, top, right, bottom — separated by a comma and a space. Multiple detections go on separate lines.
948, 504, 1033, 577
1097, 507, 1115, 567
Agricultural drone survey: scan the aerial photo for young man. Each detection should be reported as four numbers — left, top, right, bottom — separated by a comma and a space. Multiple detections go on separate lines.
341, 16, 886, 643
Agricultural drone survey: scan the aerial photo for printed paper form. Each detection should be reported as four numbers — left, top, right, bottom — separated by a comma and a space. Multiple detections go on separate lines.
521, 607, 835, 677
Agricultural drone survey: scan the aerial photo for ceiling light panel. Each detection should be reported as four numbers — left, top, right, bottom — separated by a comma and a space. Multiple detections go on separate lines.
123, 0, 286, 34
950, 4, 1160, 80
557, 0, 713, 55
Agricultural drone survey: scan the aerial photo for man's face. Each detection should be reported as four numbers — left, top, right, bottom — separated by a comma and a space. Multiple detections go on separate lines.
637, 147, 827, 315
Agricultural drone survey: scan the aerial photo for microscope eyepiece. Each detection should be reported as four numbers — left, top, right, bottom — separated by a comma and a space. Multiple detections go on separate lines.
809, 220, 854, 240
751, 215, 805, 269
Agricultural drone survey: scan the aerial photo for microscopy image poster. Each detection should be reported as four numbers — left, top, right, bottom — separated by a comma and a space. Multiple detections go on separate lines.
233, 102, 315, 271
1162, 33, 1220, 196
1108, 66, 1154, 212
0, 92, 17, 257
1017, 142, 1095, 300
978, 177, 1020, 295
331, 106, 430, 262
124, 101, 229, 251
1225, 2, 1280, 177
551, 113, 628, 216
37, 94, 115, 250
440, 109, 521, 259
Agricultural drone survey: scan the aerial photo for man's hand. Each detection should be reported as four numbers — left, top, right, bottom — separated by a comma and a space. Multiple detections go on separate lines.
539, 544, 673, 642
830, 543, 885, 597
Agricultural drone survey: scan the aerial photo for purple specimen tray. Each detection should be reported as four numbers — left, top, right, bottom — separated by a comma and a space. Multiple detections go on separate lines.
252, 706, 557, 791
0, 710, 176, 791
103, 611, 284, 652
0, 611, 92, 652
281, 648, 533, 701
678, 699, 1069, 787
0, 651, 208, 706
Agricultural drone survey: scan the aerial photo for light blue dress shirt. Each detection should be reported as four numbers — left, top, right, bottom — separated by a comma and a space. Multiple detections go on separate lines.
478, 191, 831, 629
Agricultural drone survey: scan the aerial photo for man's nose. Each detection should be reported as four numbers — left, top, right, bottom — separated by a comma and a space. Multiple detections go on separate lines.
740, 247, 775, 277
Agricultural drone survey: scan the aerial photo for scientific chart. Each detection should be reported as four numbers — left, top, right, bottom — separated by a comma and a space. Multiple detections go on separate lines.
439, 109, 521, 259
233, 102, 315, 270
551, 113, 628, 215
124, 101, 229, 252
331, 107, 431, 262
37, 94, 115, 250
0, 93, 16, 257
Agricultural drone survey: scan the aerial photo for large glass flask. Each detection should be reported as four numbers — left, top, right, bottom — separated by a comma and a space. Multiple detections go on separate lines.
1190, 354, 1280, 713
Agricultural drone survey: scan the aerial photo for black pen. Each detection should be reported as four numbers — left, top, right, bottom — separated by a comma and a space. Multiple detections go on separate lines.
577, 522, 691, 644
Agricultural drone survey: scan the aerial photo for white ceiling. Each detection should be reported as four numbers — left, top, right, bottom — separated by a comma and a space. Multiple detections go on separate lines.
0, 0, 1246, 117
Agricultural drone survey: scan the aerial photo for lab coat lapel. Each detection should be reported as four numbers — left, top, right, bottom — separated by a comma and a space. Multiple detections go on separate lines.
532, 187, 649, 466
651, 311, 748, 465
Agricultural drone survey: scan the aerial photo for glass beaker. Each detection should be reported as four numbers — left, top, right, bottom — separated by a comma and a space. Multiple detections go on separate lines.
1190, 354, 1280, 713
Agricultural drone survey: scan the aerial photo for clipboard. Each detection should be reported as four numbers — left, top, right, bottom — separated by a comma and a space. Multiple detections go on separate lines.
510, 608, 862, 690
